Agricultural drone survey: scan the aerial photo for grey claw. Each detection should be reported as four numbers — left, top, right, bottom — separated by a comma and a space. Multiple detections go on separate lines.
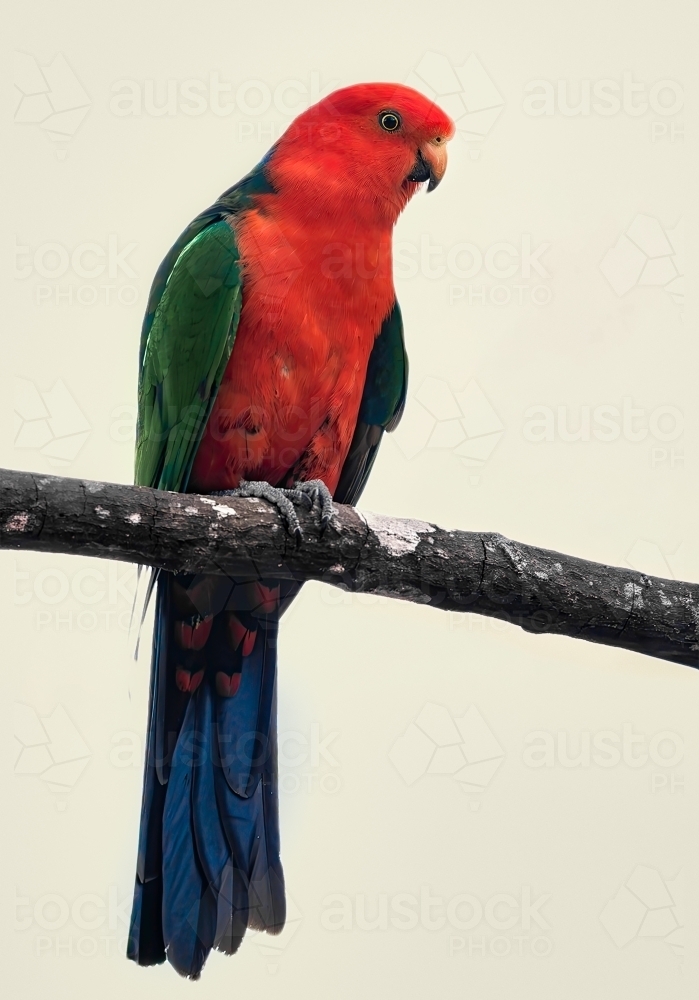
285, 479, 336, 533
210, 479, 335, 541
211, 482, 302, 538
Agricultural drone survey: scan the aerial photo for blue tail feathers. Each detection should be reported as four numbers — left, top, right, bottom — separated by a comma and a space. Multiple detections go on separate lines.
127, 573, 287, 978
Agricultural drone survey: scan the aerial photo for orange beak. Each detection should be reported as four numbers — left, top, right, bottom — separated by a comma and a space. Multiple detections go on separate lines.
420, 139, 448, 191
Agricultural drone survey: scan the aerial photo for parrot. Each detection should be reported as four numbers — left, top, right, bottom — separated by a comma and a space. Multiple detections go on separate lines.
127, 82, 454, 978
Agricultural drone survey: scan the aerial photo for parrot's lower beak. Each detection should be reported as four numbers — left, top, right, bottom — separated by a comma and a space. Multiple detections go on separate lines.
406, 141, 448, 191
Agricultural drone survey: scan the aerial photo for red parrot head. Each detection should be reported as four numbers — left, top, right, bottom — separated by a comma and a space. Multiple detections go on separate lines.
268, 83, 455, 223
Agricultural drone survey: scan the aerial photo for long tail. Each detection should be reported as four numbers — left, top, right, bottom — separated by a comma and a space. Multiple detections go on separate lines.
127, 572, 292, 978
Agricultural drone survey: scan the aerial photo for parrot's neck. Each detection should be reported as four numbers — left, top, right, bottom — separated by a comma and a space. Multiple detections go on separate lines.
238, 196, 395, 309
263, 141, 413, 232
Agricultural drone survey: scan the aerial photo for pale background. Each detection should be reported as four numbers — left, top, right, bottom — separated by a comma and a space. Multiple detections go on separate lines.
3, 1, 698, 997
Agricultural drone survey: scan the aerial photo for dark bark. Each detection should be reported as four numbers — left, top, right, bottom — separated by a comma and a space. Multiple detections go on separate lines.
1, 467, 697, 668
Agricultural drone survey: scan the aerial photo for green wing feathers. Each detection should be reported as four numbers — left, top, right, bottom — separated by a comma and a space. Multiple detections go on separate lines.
135, 220, 242, 492
334, 302, 408, 506
358, 302, 407, 431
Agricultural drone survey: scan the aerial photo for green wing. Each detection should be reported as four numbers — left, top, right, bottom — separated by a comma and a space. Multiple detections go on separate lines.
335, 302, 408, 505
135, 219, 242, 492
135, 158, 276, 492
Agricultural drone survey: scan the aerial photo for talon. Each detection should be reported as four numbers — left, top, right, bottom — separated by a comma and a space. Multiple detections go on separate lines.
288, 478, 336, 533
175, 667, 205, 694
291, 490, 314, 509
216, 671, 242, 698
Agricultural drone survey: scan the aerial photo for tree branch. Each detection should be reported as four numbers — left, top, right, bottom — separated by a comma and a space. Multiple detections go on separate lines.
1, 467, 697, 668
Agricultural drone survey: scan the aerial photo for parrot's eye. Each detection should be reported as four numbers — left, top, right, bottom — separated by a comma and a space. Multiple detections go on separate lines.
379, 111, 401, 132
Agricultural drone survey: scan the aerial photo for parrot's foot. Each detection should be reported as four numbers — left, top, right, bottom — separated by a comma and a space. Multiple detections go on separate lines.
211, 479, 335, 541
283, 479, 335, 533
211, 482, 306, 540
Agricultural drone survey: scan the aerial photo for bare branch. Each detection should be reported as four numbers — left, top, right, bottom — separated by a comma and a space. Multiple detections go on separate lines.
1, 467, 697, 668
